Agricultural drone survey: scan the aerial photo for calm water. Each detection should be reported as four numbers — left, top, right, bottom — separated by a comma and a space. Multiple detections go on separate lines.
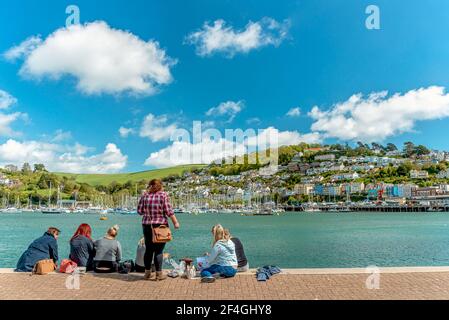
1, 212, 449, 268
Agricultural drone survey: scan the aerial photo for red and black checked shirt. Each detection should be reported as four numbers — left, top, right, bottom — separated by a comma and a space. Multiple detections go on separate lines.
137, 191, 174, 225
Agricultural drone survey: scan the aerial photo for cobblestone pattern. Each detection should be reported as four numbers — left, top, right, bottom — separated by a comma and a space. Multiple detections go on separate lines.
1, 272, 449, 300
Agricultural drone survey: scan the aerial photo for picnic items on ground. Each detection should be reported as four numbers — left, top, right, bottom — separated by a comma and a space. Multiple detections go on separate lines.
196, 256, 210, 270
59, 259, 78, 274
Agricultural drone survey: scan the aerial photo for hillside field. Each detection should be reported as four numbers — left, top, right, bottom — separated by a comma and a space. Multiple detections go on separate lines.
54, 165, 206, 186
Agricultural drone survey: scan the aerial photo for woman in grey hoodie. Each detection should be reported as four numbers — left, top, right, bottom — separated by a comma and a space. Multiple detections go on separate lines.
200, 224, 238, 283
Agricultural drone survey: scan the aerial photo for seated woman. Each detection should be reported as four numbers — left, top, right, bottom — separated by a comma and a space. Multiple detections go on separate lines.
200, 224, 238, 283
16, 227, 60, 272
93, 225, 122, 273
135, 237, 146, 273
224, 228, 249, 272
135, 237, 156, 273
70, 223, 95, 271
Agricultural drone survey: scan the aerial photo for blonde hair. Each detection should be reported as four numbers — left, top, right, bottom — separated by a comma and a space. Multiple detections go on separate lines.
224, 228, 231, 239
107, 224, 119, 238
211, 224, 229, 245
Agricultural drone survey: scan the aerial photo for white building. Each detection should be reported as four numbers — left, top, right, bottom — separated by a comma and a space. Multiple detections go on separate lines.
410, 170, 429, 179
294, 184, 314, 195
437, 169, 449, 179
331, 172, 359, 181
329, 164, 345, 171
314, 154, 336, 161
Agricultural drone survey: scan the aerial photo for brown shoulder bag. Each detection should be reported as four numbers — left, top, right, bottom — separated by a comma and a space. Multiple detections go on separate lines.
152, 225, 172, 243
32, 259, 57, 275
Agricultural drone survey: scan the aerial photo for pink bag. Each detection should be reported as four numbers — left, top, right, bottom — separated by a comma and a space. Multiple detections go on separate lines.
59, 259, 78, 273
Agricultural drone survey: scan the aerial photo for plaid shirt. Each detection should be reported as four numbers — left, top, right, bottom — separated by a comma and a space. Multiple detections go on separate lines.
137, 191, 174, 225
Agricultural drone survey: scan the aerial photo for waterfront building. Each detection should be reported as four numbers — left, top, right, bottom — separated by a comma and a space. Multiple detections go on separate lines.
438, 184, 449, 193
294, 184, 314, 195
343, 182, 365, 194
323, 184, 342, 196
412, 187, 438, 197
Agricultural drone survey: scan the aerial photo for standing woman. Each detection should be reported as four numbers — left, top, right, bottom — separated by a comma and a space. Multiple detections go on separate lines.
137, 179, 180, 281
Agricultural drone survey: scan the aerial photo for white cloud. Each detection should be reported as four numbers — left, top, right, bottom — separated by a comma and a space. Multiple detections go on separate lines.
186, 17, 290, 57
3, 36, 42, 62
0, 90, 25, 137
309, 86, 449, 142
206, 100, 244, 122
246, 117, 261, 125
0, 140, 127, 173
0, 113, 23, 137
286, 107, 301, 117
139, 113, 178, 142
52, 129, 72, 142
144, 126, 321, 168
119, 127, 135, 138
0, 90, 18, 109
4, 21, 176, 95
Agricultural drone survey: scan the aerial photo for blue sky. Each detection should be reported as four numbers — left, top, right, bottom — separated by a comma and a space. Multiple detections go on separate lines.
1, 0, 449, 173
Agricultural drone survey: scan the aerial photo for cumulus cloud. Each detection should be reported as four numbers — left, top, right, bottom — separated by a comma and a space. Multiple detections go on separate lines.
0, 90, 25, 137
3, 36, 42, 62
0, 90, 18, 109
206, 100, 244, 122
52, 129, 72, 142
139, 113, 178, 142
144, 126, 321, 168
0, 140, 127, 173
286, 107, 301, 117
0, 113, 23, 137
119, 127, 135, 138
4, 21, 176, 95
309, 86, 449, 142
186, 17, 290, 57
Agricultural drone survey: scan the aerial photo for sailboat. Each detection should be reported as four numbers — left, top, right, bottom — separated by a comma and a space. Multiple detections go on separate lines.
42, 183, 63, 214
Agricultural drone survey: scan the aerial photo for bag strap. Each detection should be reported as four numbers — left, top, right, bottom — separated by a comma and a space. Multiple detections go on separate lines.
31, 262, 38, 276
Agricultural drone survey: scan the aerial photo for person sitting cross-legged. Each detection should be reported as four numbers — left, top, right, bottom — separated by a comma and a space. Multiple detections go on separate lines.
200, 224, 238, 283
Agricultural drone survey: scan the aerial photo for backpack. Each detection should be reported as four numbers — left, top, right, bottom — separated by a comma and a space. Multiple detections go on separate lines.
118, 260, 135, 274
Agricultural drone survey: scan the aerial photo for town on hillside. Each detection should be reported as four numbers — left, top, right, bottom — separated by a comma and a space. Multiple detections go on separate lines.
1, 141, 449, 214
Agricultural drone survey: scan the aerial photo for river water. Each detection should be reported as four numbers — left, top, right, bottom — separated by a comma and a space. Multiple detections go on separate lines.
1, 212, 449, 268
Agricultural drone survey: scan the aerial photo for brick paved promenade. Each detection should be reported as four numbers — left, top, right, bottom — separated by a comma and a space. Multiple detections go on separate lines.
2, 267, 449, 300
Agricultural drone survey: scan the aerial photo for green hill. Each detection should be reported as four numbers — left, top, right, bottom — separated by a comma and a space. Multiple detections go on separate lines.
54, 164, 206, 186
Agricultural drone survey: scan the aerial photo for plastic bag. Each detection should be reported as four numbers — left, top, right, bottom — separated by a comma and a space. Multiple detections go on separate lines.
59, 259, 77, 274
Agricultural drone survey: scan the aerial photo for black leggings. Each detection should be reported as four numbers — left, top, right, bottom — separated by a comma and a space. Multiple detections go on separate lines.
143, 224, 166, 272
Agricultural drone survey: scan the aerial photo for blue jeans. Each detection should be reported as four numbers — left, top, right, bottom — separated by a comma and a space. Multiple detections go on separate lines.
201, 264, 237, 278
